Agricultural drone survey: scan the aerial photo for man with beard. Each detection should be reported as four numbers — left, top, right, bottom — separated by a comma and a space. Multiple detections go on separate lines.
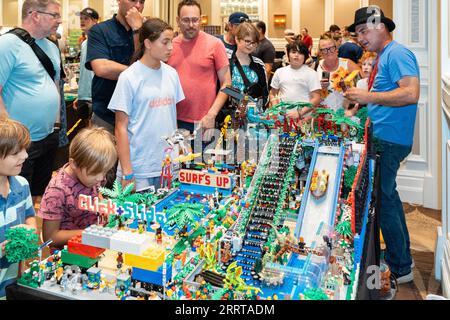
168, 0, 231, 143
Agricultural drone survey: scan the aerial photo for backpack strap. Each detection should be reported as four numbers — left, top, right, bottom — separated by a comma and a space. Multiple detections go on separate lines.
8, 28, 56, 80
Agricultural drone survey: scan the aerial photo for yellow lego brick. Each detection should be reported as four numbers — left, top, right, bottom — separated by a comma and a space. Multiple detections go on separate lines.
124, 247, 165, 271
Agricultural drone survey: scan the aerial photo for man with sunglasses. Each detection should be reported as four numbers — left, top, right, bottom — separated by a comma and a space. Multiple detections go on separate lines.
218, 12, 250, 59
0, 0, 62, 200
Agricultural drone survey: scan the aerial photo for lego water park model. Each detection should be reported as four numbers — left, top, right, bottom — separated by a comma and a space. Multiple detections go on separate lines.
14, 99, 377, 301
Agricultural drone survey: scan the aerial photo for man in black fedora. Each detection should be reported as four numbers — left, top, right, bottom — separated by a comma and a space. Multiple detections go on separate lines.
345, 6, 420, 293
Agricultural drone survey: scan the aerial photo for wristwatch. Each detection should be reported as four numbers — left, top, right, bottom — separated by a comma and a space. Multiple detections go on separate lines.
54, 122, 61, 131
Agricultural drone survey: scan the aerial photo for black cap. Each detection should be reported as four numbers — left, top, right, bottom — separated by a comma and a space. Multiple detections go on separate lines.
228, 12, 250, 24
348, 5, 395, 32
76, 7, 99, 20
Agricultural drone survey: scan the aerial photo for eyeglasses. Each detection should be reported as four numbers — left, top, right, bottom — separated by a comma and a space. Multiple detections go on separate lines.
242, 39, 258, 47
30, 10, 61, 19
180, 17, 200, 25
320, 46, 337, 54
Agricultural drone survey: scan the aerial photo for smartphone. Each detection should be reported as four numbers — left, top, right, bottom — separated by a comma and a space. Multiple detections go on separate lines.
322, 71, 330, 80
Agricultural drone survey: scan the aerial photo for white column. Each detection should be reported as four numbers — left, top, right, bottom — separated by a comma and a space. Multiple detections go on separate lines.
152, 0, 160, 17
82, 0, 89, 8
291, 0, 300, 33
324, 0, 334, 31
210, 0, 221, 26
360, 0, 369, 7
0, 0, 3, 26
18, 0, 23, 26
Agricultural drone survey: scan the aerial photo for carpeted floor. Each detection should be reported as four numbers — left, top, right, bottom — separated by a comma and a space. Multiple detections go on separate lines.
394, 204, 442, 300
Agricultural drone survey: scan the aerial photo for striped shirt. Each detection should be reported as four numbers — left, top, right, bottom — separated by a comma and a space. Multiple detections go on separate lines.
0, 176, 35, 297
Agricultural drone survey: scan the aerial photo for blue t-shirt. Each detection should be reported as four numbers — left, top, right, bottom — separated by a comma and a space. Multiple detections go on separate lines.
86, 15, 135, 125
108, 61, 185, 178
78, 40, 93, 101
369, 41, 420, 146
231, 64, 259, 94
0, 176, 35, 297
0, 34, 60, 141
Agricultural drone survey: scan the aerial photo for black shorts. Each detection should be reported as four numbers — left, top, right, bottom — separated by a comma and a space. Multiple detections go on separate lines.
20, 131, 59, 196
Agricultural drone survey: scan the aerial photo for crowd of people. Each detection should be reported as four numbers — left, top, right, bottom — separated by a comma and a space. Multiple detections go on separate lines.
0, 0, 420, 299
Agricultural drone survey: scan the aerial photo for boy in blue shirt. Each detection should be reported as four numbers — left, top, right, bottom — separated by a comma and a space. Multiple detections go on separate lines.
0, 116, 37, 298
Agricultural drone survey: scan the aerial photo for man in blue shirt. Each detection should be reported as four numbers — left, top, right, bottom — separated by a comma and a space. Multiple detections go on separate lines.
86, 0, 146, 134
345, 6, 420, 289
0, 0, 62, 199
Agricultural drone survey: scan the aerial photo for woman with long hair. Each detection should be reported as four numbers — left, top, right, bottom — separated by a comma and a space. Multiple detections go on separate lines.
108, 18, 185, 191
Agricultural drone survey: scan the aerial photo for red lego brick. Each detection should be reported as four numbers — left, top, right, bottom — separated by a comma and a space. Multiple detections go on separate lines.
68, 234, 105, 258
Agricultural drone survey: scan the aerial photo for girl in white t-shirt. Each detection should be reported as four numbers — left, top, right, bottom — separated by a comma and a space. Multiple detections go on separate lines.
108, 18, 185, 191
269, 41, 321, 120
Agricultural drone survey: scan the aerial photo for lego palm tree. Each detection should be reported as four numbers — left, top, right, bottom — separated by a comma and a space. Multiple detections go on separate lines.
99, 180, 141, 206
4, 227, 39, 263
166, 203, 205, 238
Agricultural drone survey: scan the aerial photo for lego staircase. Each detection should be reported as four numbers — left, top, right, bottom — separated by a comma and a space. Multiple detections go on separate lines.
231, 136, 299, 283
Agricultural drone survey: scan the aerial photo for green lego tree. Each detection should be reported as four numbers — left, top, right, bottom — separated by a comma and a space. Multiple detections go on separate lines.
99, 180, 141, 206
5, 227, 39, 263
336, 220, 353, 240
166, 203, 205, 237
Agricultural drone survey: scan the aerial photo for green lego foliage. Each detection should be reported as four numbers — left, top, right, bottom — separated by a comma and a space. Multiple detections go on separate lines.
166, 203, 204, 236
5, 227, 39, 263
303, 288, 329, 300
336, 220, 353, 239
344, 166, 358, 190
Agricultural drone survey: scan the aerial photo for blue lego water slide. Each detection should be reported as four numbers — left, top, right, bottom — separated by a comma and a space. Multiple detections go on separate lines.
294, 141, 346, 247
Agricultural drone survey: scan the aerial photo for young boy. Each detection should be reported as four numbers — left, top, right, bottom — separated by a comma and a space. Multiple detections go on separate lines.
269, 41, 322, 120
38, 127, 117, 251
0, 117, 36, 298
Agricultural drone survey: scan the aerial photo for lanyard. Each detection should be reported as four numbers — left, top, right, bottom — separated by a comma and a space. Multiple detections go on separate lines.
367, 57, 379, 91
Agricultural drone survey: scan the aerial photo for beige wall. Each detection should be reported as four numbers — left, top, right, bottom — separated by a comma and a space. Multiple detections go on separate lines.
300, 0, 325, 38
268, 0, 291, 38
369, 0, 393, 21
198, 0, 211, 20
3, 0, 19, 27
88, 0, 104, 20
334, 0, 360, 29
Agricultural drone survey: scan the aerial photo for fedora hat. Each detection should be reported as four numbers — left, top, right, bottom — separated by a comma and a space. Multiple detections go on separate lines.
348, 6, 395, 32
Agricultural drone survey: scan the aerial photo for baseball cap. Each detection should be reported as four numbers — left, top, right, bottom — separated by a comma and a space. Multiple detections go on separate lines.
76, 7, 99, 20
228, 12, 250, 24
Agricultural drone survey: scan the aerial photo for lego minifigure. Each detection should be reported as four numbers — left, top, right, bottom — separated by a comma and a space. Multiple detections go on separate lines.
156, 226, 162, 245
116, 252, 124, 270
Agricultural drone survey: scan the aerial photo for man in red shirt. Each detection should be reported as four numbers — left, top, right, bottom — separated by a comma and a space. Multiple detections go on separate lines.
168, 0, 231, 143
300, 28, 313, 53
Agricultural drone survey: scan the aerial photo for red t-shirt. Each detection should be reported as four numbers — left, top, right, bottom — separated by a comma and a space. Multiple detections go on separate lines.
302, 35, 313, 52
38, 164, 99, 231
168, 31, 229, 123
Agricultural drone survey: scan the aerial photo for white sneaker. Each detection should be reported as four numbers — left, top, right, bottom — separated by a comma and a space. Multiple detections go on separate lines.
394, 270, 414, 284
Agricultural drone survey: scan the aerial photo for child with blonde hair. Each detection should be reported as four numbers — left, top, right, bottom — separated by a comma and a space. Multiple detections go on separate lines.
0, 116, 36, 298
38, 127, 117, 250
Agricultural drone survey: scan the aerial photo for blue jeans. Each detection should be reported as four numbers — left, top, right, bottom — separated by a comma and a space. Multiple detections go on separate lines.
379, 140, 412, 275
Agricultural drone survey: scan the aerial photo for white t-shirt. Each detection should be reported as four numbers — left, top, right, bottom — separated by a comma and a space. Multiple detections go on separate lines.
108, 60, 185, 178
357, 78, 369, 91
270, 64, 321, 103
